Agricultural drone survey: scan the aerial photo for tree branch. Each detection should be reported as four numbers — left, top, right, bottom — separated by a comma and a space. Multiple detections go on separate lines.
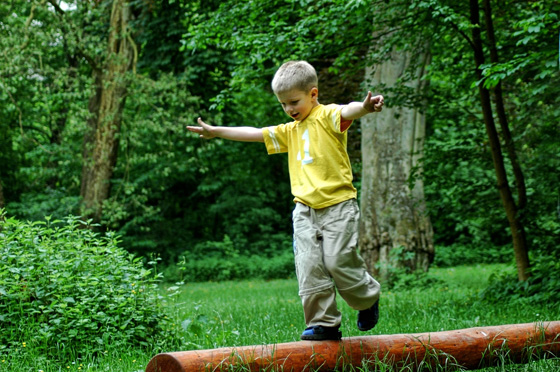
46, 0, 101, 72
427, 4, 475, 51
0, 75, 54, 154
20, 2, 37, 50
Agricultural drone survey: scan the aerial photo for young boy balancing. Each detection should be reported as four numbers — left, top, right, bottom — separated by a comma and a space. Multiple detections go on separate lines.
187, 61, 383, 341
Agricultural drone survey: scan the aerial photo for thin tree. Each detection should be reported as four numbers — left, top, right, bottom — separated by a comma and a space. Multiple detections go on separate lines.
469, 0, 530, 281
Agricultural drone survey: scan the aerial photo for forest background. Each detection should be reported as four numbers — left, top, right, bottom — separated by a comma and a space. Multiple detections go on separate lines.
1, 0, 559, 294
1, 0, 560, 369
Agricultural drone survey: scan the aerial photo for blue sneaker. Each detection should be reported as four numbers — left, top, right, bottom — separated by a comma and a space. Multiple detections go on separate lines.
357, 300, 379, 331
300, 325, 342, 341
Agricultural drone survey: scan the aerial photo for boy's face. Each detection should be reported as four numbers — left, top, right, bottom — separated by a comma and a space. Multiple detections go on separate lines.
275, 88, 319, 121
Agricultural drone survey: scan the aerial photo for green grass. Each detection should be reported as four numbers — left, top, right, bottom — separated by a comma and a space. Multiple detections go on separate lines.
2, 263, 559, 371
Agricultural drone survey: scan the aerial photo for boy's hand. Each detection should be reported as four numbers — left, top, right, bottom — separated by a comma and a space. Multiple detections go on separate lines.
363, 91, 384, 113
186, 117, 216, 139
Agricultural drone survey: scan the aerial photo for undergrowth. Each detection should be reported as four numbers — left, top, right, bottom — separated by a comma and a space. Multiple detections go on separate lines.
0, 212, 172, 364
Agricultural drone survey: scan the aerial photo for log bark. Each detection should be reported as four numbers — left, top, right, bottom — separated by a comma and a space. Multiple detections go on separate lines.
146, 321, 560, 372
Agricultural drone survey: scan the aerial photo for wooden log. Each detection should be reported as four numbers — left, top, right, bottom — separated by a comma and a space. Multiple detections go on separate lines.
146, 321, 560, 372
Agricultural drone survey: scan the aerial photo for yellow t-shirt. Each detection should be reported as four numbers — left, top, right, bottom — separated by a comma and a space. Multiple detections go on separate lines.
262, 104, 357, 209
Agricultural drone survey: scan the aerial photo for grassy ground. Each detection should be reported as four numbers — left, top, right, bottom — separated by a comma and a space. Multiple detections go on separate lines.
3, 264, 559, 371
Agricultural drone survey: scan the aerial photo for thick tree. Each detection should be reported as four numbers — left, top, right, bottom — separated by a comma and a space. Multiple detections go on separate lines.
78, 0, 137, 221
359, 46, 434, 278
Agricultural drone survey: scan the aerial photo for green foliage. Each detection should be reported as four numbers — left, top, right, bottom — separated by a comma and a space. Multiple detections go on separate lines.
433, 244, 511, 268
416, 0, 560, 257
0, 212, 170, 362
184, 0, 375, 101
2, 0, 295, 264
375, 246, 445, 291
423, 123, 511, 248
7, 188, 80, 222
167, 246, 296, 283
0, 1, 92, 206
482, 254, 560, 305
479, 2, 559, 88
97, 72, 202, 253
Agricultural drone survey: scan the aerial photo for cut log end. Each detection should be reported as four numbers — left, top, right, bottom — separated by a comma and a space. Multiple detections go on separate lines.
146, 353, 183, 372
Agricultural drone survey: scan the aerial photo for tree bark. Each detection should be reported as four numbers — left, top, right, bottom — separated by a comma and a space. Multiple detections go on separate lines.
482, 0, 527, 212
80, 0, 135, 222
469, 0, 530, 281
359, 48, 434, 279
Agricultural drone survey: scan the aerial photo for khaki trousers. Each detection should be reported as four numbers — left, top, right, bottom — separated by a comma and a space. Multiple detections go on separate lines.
292, 199, 381, 327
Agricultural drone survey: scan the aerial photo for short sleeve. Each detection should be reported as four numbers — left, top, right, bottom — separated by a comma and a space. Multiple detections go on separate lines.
263, 124, 289, 154
328, 104, 353, 133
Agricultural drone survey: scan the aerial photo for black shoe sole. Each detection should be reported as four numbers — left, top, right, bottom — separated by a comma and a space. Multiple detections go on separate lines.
301, 331, 342, 341
357, 324, 375, 332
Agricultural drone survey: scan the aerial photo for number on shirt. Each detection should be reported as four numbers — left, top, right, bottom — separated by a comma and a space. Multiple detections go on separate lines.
297, 129, 314, 165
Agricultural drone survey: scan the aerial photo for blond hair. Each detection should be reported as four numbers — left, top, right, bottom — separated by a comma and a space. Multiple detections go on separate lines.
271, 61, 318, 94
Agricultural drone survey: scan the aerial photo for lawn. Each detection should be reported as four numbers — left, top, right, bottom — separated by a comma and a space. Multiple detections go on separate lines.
3, 264, 559, 371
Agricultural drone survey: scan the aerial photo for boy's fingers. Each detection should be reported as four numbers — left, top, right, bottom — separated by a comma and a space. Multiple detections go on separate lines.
373, 95, 384, 109
365, 91, 374, 106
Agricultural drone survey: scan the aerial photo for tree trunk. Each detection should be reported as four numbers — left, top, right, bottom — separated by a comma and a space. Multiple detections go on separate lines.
469, 0, 530, 281
80, 0, 135, 222
359, 48, 434, 279
482, 0, 527, 212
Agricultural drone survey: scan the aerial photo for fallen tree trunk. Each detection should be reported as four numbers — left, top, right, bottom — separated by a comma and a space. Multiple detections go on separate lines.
146, 321, 560, 372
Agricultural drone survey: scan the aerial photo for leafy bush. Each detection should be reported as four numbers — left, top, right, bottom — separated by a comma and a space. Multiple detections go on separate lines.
0, 212, 170, 362
375, 246, 445, 290
481, 253, 560, 304
7, 188, 81, 222
433, 243, 512, 267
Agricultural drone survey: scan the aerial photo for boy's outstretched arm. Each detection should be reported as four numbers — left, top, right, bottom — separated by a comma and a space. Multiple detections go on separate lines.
340, 91, 384, 121
187, 117, 264, 142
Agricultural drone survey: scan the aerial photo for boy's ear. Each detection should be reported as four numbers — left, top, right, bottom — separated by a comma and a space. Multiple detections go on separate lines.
310, 87, 319, 100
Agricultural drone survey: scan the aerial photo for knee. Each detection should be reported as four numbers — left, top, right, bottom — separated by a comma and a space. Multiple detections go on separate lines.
337, 276, 381, 310
324, 250, 365, 282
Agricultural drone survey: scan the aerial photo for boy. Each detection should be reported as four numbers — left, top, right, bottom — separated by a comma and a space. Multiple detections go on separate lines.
187, 61, 382, 341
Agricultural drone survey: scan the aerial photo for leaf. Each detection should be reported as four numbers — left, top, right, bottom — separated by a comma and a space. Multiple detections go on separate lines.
181, 318, 192, 331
